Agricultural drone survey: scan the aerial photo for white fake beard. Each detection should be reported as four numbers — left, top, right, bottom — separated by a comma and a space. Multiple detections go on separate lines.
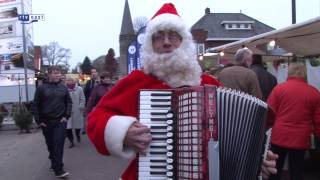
142, 46, 202, 88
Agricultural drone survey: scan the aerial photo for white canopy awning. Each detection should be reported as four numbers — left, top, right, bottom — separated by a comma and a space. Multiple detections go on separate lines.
207, 16, 320, 58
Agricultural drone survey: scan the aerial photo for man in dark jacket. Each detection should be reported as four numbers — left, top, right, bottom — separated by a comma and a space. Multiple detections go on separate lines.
32, 66, 72, 178
84, 68, 99, 105
251, 54, 277, 101
82, 68, 99, 134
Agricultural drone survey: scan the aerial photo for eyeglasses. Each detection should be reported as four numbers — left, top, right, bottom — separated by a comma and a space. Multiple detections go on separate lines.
152, 31, 182, 43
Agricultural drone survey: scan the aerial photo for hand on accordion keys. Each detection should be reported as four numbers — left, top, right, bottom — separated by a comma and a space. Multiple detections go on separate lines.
261, 151, 278, 179
123, 121, 152, 154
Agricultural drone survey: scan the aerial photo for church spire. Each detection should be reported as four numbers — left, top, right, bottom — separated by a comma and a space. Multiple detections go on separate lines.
119, 0, 135, 76
120, 0, 134, 35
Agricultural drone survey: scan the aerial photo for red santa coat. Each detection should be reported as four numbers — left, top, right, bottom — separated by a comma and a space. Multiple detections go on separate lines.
267, 77, 320, 149
87, 70, 221, 180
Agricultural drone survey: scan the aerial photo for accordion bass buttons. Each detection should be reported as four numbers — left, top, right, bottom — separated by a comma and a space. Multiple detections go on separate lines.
167, 120, 173, 124
167, 158, 173, 163
167, 145, 173, 150
167, 165, 173, 170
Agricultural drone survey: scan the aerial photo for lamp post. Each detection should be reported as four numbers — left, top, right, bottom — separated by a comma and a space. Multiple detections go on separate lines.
21, 0, 29, 102
18, 73, 22, 103
292, 0, 296, 24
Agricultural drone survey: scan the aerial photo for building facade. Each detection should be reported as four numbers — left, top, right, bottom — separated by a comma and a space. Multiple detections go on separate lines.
191, 8, 275, 56
0, 0, 35, 103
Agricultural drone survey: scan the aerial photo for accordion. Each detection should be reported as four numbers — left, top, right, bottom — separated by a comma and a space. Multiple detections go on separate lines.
138, 85, 268, 180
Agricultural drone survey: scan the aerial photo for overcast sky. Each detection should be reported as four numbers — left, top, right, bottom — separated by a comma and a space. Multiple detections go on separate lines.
32, 0, 320, 68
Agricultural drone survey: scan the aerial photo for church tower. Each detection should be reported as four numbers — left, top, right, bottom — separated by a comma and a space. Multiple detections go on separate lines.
119, 0, 135, 76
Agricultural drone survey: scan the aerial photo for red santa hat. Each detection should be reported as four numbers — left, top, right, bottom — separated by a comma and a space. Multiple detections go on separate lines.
151, 3, 180, 19
143, 3, 193, 51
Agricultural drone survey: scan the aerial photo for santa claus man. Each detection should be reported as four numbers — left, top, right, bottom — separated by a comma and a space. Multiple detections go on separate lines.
87, 3, 277, 180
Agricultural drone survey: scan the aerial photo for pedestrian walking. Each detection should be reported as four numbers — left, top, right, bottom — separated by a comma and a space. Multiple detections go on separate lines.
86, 72, 113, 115
251, 54, 277, 101
65, 76, 85, 148
32, 66, 72, 178
268, 63, 320, 180
83, 68, 99, 134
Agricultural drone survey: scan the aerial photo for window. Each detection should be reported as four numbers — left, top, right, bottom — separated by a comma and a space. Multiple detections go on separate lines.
222, 21, 254, 30
232, 24, 237, 28
4, 64, 10, 70
225, 24, 232, 29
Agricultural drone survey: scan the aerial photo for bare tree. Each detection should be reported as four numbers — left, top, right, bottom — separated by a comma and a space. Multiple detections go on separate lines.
133, 16, 148, 33
71, 62, 82, 74
41, 42, 71, 69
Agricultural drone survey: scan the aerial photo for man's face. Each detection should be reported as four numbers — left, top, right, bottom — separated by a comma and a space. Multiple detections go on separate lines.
152, 30, 182, 54
91, 69, 98, 79
48, 70, 61, 83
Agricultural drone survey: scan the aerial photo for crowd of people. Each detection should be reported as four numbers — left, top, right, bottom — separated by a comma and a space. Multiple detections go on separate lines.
216, 48, 320, 180
31, 2, 320, 180
32, 66, 114, 178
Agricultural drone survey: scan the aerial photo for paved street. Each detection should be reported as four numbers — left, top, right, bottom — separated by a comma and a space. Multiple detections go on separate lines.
0, 129, 129, 180
0, 128, 319, 180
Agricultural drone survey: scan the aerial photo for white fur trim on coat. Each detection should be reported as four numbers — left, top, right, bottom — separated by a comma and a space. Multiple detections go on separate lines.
104, 115, 137, 159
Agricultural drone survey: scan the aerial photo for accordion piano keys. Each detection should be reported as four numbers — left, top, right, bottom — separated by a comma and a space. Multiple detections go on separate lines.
138, 90, 175, 180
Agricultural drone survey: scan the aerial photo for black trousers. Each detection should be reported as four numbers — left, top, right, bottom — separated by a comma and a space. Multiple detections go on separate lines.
66, 129, 81, 143
41, 121, 67, 173
269, 144, 306, 180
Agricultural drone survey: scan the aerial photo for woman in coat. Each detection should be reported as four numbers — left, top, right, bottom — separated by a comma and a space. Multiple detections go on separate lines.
86, 72, 113, 115
65, 76, 85, 148
268, 63, 320, 180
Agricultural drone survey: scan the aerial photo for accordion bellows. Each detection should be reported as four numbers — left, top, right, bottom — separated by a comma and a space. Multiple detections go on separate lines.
138, 85, 268, 180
